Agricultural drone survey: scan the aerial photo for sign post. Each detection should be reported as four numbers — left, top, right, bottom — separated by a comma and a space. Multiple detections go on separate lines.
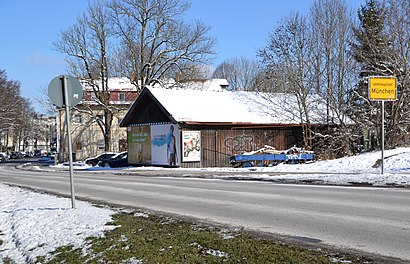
368, 76, 397, 174
48, 75, 83, 208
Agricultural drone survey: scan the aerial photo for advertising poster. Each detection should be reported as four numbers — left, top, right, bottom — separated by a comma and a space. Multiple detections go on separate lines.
127, 126, 151, 164
150, 124, 180, 166
182, 131, 201, 162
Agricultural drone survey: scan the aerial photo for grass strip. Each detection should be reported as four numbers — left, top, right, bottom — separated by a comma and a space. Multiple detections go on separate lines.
35, 211, 372, 263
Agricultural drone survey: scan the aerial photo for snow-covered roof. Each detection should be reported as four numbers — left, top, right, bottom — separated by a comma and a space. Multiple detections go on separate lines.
81, 77, 136, 91
165, 78, 229, 91
134, 86, 329, 125
80, 77, 230, 92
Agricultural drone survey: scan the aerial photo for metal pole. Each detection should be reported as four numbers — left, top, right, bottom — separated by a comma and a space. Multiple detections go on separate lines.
63, 76, 76, 209
381, 101, 385, 175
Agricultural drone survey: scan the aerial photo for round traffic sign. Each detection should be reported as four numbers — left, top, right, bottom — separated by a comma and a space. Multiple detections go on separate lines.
48, 75, 83, 108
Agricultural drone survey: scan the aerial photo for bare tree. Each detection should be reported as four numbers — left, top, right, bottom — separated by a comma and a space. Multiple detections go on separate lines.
109, 0, 216, 90
381, 0, 410, 147
212, 57, 260, 91
258, 1, 361, 158
36, 85, 60, 116
311, 0, 356, 122
309, 0, 360, 156
0, 70, 36, 153
0, 70, 21, 137
54, 0, 216, 156
54, 0, 117, 153
258, 13, 316, 149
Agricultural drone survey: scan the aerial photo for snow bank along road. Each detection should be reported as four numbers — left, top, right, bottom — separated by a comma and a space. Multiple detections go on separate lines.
0, 164, 409, 262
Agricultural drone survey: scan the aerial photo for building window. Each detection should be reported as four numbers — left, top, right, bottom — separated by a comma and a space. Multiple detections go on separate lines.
98, 140, 105, 150
119, 92, 126, 101
119, 139, 127, 151
73, 114, 83, 123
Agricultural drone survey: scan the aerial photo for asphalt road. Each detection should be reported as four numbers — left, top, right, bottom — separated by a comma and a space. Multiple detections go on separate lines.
0, 161, 409, 262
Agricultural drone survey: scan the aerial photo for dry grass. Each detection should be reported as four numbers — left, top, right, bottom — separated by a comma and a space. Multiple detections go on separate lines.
34, 211, 373, 263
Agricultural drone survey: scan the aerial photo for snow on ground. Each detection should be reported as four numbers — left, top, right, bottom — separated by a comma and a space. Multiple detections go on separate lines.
99, 147, 410, 186
2, 148, 409, 263
233, 147, 410, 186
0, 185, 116, 263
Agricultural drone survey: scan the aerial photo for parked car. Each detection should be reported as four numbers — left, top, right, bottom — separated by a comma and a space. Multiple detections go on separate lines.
0, 152, 9, 161
85, 152, 116, 166
23, 152, 34, 158
108, 153, 128, 168
34, 150, 45, 157
98, 151, 128, 168
0, 153, 6, 162
10, 152, 24, 159
37, 156, 55, 163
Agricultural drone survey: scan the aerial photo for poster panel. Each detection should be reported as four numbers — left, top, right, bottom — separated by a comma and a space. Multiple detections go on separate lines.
151, 124, 180, 166
127, 126, 151, 164
182, 131, 201, 162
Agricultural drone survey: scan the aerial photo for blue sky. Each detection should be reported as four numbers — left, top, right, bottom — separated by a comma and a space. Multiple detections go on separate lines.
0, 0, 364, 112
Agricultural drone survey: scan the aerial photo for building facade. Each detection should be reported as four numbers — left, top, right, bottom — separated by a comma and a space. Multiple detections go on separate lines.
57, 77, 139, 161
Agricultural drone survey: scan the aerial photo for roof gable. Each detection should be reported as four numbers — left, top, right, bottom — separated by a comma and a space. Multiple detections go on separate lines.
120, 87, 176, 126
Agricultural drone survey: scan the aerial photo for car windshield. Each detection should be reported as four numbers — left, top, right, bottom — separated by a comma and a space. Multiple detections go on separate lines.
112, 152, 127, 159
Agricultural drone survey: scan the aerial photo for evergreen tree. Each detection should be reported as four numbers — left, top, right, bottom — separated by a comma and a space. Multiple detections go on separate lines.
353, 0, 390, 76
349, 0, 389, 150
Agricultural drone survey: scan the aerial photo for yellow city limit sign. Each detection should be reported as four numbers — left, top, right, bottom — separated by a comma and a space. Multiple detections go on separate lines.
369, 76, 397, 101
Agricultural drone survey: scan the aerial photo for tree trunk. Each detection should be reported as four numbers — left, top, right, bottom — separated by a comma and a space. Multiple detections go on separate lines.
104, 109, 113, 152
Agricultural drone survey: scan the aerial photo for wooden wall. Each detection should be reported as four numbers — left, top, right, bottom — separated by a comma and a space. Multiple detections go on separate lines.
179, 125, 305, 168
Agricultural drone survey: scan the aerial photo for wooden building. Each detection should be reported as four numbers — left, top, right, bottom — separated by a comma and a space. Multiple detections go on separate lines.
120, 84, 325, 168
